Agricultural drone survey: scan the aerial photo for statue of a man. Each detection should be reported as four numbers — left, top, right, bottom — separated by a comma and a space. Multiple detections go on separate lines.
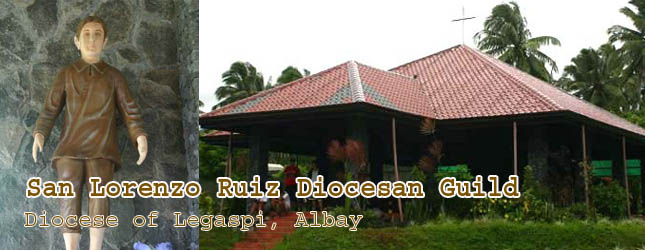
31, 16, 148, 250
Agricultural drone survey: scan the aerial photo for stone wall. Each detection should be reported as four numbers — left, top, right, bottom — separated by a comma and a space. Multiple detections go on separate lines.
0, 0, 198, 249
177, 0, 199, 248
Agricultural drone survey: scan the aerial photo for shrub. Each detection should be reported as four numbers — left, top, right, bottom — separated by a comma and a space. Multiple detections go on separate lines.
628, 177, 641, 215
471, 197, 523, 221
471, 166, 582, 222
199, 192, 215, 215
403, 166, 440, 223
592, 181, 627, 219
404, 197, 434, 224
522, 165, 551, 201
567, 202, 595, 220
434, 165, 475, 217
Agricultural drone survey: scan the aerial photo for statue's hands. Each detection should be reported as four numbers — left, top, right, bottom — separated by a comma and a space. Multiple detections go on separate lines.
32, 133, 44, 163
136, 135, 148, 166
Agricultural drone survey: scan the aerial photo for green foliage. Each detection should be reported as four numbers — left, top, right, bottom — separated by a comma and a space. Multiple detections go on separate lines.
592, 181, 627, 219
199, 227, 242, 250
344, 171, 354, 215
433, 165, 474, 183
629, 177, 642, 214
558, 44, 626, 112
471, 166, 592, 222
567, 202, 595, 220
608, 0, 645, 112
198, 135, 250, 216
271, 168, 284, 182
404, 197, 434, 224
199, 192, 216, 215
474, 1, 560, 82
522, 165, 551, 201
471, 197, 523, 221
329, 207, 389, 228
198, 139, 227, 180
357, 209, 389, 228
274, 220, 645, 250
619, 109, 645, 128
276, 66, 309, 85
214, 61, 268, 109
404, 166, 438, 223
434, 165, 475, 218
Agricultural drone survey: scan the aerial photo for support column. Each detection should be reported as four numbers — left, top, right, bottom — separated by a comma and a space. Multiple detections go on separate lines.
392, 118, 403, 222
528, 126, 549, 183
582, 125, 590, 207
347, 117, 369, 177
622, 136, 630, 217
513, 122, 518, 176
247, 132, 268, 213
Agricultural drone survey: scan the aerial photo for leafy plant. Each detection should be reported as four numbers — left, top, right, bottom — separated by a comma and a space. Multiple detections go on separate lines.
434, 165, 475, 217
592, 181, 627, 219
199, 192, 215, 215
327, 139, 368, 215
198, 139, 227, 179
404, 166, 439, 223
522, 165, 551, 202
471, 165, 581, 222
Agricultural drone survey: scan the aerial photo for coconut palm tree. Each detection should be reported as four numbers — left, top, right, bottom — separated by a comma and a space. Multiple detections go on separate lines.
214, 62, 268, 109
559, 44, 626, 112
474, 1, 560, 82
276, 66, 310, 85
608, 0, 645, 111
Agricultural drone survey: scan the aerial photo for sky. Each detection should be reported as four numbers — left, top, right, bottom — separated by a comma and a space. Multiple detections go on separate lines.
199, 0, 635, 111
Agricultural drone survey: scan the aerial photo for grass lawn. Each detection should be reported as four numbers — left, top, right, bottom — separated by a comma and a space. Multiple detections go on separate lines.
272, 219, 645, 250
199, 227, 242, 250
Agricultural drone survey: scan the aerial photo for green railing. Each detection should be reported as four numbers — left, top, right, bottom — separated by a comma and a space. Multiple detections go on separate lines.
438, 164, 468, 173
591, 160, 641, 176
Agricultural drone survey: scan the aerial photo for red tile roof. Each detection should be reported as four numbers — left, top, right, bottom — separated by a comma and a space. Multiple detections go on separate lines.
392, 45, 645, 136
201, 45, 645, 137
200, 61, 434, 118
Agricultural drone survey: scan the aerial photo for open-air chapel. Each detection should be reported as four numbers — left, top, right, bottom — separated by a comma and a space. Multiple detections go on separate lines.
199, 45, 645, 214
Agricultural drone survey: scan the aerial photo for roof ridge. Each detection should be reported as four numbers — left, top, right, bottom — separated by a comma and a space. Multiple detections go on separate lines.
354, 61, 415, 79
417, 78, 439, 118
205, 62, 349, 116
461, 46, 564, 111
354, 61, 436, 117
390, 44, 463, 71
347, 60, 366, 102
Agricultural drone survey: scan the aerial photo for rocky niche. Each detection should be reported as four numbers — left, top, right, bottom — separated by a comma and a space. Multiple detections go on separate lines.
0, 0, 199, 249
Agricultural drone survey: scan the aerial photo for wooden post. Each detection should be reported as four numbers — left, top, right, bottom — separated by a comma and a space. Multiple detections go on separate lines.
582, 125, 589, 208
622, 136, 631, 217
513, 122, 518, 176
392, 118, 404, 223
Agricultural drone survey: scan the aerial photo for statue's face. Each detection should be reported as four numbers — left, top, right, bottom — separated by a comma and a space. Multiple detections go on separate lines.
73, 22, 107, 60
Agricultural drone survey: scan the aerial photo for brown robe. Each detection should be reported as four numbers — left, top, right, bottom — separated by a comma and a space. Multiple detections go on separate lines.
33, 59, 146, 170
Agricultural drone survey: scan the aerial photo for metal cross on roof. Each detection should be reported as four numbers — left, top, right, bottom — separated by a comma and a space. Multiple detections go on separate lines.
451, 6, 475, 45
